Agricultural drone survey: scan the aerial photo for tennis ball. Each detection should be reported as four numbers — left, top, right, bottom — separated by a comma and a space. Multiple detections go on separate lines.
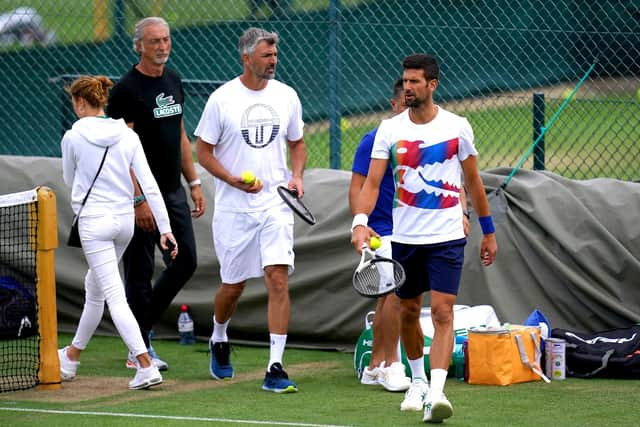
340, 117, 351, 132
370, 236, 382, 250
562, 88, 573, 100
241, 170, 256, 184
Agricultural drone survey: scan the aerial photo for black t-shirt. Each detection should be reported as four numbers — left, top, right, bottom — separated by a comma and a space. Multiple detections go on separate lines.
107, 66, 184, 192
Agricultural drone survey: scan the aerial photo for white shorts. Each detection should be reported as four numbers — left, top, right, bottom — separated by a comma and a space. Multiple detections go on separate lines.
213, 204, 294, 283
377, 235, 394, 289
377, 235, 392, 258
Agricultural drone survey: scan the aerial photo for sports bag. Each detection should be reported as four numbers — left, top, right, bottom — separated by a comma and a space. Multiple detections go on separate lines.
550, 325, 640, 379
467, 325, 549, 385
0, 276, 38, 340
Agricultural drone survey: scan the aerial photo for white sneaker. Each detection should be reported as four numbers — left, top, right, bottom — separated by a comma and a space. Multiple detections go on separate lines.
423, 393, 453, 423
379, 362, 411, 392
400, 379, 429, 411
128, 365, 163, 390
360, 364, 382, 385
58, 347, 79, 381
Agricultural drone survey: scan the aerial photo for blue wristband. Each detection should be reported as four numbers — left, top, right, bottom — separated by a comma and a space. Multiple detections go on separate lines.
478, 216, 495, 235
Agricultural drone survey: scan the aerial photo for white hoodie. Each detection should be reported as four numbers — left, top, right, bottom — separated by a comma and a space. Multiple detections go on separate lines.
61, 116, 171, 234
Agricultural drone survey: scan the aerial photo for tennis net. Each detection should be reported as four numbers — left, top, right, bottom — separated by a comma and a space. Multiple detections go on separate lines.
0, 188, 60, 392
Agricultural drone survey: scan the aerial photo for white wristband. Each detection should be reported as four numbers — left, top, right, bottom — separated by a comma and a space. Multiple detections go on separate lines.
188, 178, 201, 187
350, 213, 368, 232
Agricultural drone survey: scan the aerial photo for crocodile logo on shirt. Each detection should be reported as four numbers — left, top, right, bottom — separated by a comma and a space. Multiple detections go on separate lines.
153, 93, 182, 118
392, 138, 462, 209
241, 103, 280, 148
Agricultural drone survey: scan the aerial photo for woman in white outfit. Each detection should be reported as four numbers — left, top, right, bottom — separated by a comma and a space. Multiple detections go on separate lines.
58, 75, 178, 390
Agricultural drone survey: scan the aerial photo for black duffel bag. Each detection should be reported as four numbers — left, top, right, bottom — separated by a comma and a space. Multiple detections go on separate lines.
0, 275, 37, 340
551, 325, 640, 379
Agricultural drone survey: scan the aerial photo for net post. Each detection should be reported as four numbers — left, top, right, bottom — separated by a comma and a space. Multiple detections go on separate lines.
35, 186, 61, 390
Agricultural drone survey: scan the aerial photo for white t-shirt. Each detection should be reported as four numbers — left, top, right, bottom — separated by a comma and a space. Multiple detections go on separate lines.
372, 107, 478, 245
194, 77, 304, 212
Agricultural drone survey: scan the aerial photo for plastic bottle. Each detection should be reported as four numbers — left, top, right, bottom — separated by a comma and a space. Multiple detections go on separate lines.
178, 304, 195, 345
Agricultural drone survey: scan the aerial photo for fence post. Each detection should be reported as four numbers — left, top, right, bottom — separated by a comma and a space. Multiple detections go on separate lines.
61, 78, 74, 137
328, 0, 341, 169
533, 92, 545, 170
113, 0, 127, 40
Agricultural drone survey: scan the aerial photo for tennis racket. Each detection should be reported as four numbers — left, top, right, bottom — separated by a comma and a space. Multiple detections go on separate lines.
277, 185, 317, 225
352, 245, 406, 297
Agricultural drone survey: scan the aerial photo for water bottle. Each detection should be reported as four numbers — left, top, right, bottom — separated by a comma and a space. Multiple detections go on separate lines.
178, 304, 195, 345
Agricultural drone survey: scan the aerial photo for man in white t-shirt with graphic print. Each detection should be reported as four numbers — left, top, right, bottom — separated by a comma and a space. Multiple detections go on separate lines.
195, 27, 306, 394
351, 54, 498, 423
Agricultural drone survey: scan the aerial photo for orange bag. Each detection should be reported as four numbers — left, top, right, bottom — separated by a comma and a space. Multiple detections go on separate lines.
467, 325, 550, 385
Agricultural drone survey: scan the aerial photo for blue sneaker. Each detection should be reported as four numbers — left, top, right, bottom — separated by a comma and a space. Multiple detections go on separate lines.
209, 341, 234, 380
262, 362, 298, 393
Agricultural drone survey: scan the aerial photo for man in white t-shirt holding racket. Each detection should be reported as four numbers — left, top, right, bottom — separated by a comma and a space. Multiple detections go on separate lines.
351, 54, 497, 423
195, 27, 306, 394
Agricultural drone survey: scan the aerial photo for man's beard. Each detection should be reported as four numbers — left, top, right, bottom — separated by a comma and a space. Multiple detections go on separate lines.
405, 96, 423, 108
155, 55, 169, 65
258, 67, 275, 80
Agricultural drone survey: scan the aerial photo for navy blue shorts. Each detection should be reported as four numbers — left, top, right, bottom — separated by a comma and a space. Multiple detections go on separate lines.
393, 238, 466, 299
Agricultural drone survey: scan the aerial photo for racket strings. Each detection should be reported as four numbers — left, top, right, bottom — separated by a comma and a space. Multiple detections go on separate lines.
353, 260, 404, 296
277, 186, 316, 225
290, 198, 310, 214
354, 263, 382, 295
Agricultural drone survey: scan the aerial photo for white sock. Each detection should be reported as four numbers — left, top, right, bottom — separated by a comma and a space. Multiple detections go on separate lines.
268, 333, 287, 370
430, 368, 448, 398
408, 357, 428, 383
211, 316, 229, 343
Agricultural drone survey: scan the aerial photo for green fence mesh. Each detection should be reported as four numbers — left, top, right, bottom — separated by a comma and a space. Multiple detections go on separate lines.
0, 0, 638, 180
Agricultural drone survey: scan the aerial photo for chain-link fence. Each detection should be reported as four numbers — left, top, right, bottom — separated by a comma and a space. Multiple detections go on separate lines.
1, 0, 638, 180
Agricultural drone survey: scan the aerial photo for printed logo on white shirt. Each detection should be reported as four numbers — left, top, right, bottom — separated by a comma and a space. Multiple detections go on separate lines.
241, 103, 280, 148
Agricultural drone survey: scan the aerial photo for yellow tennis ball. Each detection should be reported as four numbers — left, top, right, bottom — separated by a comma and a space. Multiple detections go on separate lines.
241, 170, 256, 184
370, 236, 382, 250
340, 117, 351, 131
562, 88, 573, 100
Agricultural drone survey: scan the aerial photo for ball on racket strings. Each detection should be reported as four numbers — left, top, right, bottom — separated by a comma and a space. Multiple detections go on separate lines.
370, 236, 382, 250
241, 170, 256, 184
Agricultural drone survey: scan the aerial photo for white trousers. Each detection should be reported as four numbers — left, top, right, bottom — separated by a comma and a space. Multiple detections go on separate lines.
70, 212, 147, 357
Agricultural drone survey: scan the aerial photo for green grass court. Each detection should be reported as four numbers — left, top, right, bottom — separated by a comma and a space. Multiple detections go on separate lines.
0, 334, 637, 426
